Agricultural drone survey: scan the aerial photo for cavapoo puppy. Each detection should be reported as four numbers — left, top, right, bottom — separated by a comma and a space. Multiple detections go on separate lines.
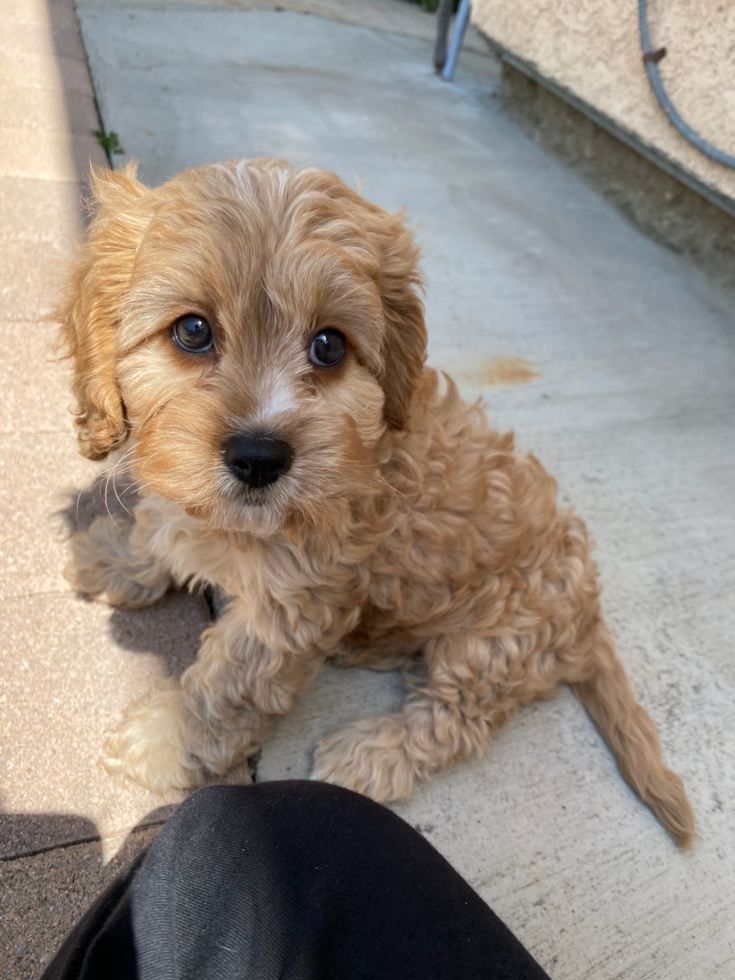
58, 158, 694, 846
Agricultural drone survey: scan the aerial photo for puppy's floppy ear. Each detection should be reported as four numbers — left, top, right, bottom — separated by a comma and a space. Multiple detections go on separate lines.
338, 190, 427, 430
370, 206, 427, 430
55, 162, 148, 460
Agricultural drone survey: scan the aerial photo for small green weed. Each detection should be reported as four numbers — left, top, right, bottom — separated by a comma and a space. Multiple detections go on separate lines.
408, 0, 460, 11
93, 129, 125, 155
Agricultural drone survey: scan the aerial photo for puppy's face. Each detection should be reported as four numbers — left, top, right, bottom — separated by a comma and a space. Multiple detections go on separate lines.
58, 160, 426, 535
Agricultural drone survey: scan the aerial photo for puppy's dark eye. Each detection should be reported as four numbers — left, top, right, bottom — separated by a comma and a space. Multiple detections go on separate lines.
172, 315, 213, 353
309, 329, 346, 368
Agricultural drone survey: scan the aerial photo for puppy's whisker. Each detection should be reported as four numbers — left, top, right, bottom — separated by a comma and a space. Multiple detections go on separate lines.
103, 467, 121, 530
109, 449, 134, 485
129, 481, 153, 496
100, 448, 136, 528
116, 447, 137, 468
75, 486, 84, 526
113, 480, 132, 517
111, 449, 137, 515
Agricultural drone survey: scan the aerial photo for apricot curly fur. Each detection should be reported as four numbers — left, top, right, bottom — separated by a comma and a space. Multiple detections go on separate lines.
57, 157, 695, 848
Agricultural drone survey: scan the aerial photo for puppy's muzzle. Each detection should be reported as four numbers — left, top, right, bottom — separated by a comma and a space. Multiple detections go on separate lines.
223, 434, 293, 489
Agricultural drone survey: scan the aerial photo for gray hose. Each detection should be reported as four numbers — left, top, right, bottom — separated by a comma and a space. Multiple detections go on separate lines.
639, 0, 735, 169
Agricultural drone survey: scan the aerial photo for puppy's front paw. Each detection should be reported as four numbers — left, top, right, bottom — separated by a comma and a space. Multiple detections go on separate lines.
66, 516, 170, 608
312, 715, 415, 803
101, 681, 211, 797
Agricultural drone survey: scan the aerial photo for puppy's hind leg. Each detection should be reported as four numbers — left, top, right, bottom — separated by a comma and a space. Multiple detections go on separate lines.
313, 633, 517, 803
66, 513, 172, 608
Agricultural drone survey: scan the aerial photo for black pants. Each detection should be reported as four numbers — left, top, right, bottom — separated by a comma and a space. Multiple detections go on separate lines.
43, 781, 551, 980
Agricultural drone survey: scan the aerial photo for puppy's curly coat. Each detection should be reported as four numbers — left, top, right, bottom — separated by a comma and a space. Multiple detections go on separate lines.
57, 158, 694, 846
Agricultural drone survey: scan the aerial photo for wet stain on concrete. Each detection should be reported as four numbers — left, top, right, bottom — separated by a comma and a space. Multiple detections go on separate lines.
455, 355, 541, 388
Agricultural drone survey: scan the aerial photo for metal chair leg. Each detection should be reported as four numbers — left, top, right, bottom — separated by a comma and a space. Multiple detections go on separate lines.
434, 0, 454, 73
441, 0, 471, 82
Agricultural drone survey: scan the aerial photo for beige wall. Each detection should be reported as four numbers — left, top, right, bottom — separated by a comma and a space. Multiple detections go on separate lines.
472, 0, 735, 213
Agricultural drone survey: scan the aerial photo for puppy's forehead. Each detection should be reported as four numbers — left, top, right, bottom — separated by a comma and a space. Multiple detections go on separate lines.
121, 165, 384, 355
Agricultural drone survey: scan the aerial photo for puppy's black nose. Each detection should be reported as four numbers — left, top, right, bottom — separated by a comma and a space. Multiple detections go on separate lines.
222, 434, 293, 489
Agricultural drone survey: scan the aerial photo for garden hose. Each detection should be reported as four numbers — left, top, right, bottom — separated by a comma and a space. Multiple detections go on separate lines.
639, 0, 735, 169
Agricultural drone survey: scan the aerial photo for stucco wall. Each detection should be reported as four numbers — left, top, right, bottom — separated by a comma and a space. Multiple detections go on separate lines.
471, 0, 735, 213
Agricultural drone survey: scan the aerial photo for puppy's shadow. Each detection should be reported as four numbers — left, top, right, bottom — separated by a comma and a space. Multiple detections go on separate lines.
58, 468, 139, 536
57, 477, 208, 679
107, 593, 207, 678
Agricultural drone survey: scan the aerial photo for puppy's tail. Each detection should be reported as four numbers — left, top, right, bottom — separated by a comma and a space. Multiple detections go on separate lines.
571, 617, 695, 848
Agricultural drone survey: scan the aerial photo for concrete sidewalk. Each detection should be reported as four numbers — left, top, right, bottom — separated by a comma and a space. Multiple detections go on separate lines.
2, 1, 735, 977
0, 0, 199, 975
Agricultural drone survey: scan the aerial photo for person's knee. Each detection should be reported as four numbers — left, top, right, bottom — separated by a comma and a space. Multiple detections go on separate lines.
160, 780, 407, 865
154, 783, 255, 859
181, 782, 246, 816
